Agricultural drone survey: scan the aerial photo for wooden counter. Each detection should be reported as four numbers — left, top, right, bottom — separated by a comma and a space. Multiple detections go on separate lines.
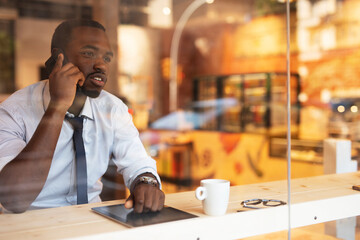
1, 172, 360, 240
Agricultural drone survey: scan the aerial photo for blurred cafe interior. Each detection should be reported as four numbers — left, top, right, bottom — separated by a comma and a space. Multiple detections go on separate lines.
1, 0, 360, 238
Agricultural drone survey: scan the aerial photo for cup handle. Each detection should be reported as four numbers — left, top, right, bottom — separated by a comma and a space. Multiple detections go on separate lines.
195, 186, 207, 200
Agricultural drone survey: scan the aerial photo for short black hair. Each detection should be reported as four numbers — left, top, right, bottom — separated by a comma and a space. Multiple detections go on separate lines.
51, 19, 106, 51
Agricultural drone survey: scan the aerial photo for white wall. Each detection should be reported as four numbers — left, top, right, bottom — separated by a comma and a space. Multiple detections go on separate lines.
15, 18, 61, 89
117, 25, 161, 121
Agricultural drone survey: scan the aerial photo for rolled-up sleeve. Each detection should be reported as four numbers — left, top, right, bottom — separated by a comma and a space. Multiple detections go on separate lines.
111, 104, 160, 189
0, 106, 26, 171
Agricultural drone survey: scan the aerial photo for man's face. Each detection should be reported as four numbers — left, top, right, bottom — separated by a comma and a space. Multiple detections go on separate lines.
64, 26, 113, 98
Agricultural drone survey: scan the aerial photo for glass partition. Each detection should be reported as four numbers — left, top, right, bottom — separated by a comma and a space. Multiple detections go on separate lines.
0, 0, 359, 239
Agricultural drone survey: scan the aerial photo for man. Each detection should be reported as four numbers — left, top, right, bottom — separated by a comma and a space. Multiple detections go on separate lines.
0, 19, 164, 213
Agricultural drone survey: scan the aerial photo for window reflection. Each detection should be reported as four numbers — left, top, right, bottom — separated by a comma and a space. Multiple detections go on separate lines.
0, 0, 359, 238
0, 0, 357, 192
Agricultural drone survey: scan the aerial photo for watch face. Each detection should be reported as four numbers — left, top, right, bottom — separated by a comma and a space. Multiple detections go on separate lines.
140, 176, 157, 185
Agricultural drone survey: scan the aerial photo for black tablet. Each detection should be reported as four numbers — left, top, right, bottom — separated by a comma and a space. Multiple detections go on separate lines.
92, 204, 198, 228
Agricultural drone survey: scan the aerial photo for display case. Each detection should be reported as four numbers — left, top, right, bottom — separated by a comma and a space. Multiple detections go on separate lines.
269, 138, 323, 164
193, 73, 301, 135
192, 75, 220, 130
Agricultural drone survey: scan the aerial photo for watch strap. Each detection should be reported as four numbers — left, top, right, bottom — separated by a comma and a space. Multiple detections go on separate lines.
130, 173, 159, 193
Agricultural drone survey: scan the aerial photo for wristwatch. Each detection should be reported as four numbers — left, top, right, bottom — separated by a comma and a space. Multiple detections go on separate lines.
130, 173, 160, 193
138, 176, 158, 187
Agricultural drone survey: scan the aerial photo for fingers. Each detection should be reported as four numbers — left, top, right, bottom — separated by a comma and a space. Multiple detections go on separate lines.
62, 65, 85, 86
133, 188, 145, 213
52, 53, 64, 73
124, 195, 134, 209
147, 190, 157, 212
48, 59, 85, 110
148, 189, 165, 212
131, 185, 165, 213
52, 62, 85, 88
76, 71, 85, 87
50, 53, 84, 87
157, 191, 165, 211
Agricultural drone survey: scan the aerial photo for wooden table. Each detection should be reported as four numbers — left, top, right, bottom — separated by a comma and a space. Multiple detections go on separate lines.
1, 172, 360, 240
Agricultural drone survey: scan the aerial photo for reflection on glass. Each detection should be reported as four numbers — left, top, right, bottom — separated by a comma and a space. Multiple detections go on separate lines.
0, 0, 359, 238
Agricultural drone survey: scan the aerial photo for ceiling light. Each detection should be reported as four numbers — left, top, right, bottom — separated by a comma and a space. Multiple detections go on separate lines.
162, 7, 171, 15
351, 105, 358, 113
337, 105, 345, 113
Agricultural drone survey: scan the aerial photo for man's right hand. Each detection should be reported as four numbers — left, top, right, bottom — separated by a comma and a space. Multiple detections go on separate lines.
48, 53, 85, 112
0, 54, 85, 213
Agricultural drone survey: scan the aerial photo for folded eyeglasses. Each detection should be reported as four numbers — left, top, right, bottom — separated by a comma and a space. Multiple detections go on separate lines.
241, 198, 287, 209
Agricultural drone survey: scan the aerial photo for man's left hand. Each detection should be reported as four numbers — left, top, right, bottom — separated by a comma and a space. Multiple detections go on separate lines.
124, 183, 165, 213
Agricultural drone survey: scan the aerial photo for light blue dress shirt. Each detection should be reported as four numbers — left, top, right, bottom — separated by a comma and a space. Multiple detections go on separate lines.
0, 80, 160, 209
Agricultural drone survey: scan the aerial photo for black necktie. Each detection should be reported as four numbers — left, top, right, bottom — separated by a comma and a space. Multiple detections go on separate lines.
66, 116, 88, 204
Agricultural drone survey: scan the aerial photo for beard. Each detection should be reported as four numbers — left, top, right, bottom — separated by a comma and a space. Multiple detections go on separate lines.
76, 84, 101, 98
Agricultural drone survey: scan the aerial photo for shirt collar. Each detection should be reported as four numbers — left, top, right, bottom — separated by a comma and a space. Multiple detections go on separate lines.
80, 97, 94, 120
43, 80, 94, 120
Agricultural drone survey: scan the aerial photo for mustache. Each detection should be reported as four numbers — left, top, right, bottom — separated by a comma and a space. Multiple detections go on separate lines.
86, 70, 105, 78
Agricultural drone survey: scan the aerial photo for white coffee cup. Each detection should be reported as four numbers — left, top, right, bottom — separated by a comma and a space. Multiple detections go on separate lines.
195, 179, 230, 216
